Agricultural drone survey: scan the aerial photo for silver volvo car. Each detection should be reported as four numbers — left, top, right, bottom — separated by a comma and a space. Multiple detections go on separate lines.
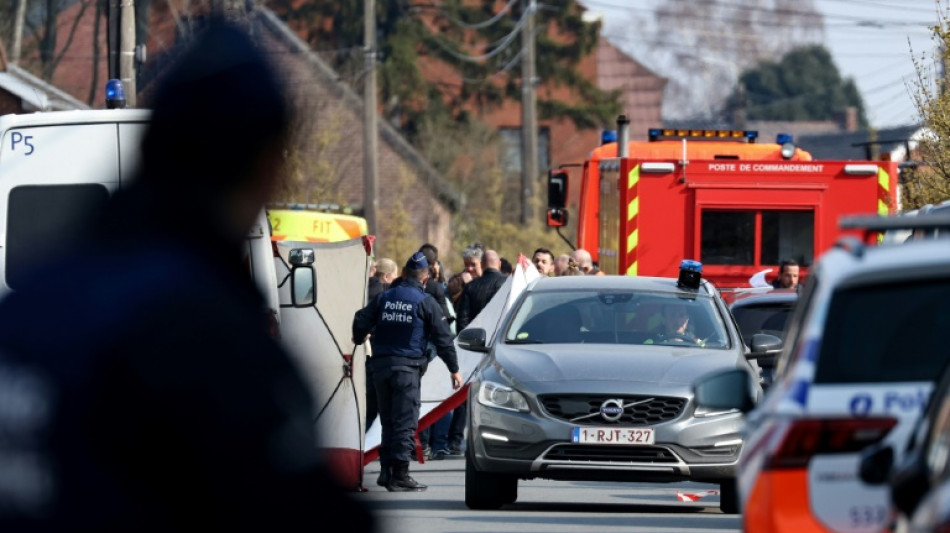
457, 272, 772, 512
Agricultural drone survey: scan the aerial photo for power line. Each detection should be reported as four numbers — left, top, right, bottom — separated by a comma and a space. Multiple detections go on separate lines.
853, 57, 920, 80
412, 0, 519, 30
863, 76, 911, 96
580, 0, 934, 29
821, 0, 941, 16
411, 3, 528, 63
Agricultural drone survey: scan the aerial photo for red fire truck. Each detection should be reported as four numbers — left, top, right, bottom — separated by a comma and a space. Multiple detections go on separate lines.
546, 117, 898, 289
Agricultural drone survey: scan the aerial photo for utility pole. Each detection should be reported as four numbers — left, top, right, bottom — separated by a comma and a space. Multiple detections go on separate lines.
107, 0, 136, 106
11, 0, 26, 64
108, 0, 120, 79
520, 0, 538, 226
363, 0, 379, 236
120, 0, 136, 107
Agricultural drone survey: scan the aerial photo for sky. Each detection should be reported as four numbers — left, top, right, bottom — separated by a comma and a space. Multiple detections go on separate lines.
579, 0, 941, 130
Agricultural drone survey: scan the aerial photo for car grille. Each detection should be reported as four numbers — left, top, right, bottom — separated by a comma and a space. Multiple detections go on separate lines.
544, 444, 678, 463
539, 394, 687, 425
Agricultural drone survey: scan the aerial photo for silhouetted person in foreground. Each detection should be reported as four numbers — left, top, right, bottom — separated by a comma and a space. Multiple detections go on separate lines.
0, 18, 375, 532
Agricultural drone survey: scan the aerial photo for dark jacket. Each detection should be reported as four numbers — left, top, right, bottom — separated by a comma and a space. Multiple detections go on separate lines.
425, 278, 454, 328
390, 276, 453, 326
457, 268, 508, 331
367, 276, 390, 301
353, 277, 459, 373
0, 184, 374, 532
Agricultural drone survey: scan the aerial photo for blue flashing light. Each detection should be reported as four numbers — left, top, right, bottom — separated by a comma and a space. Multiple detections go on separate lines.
744, 131, 759, 141
105, 79, 127, 109
677, 259, 703, 289
601, 130, 617, 144
776, 133, 793, 145
680, 259, 702, 272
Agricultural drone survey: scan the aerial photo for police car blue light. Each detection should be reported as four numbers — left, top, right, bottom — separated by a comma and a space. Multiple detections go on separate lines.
106, 79, 127, 109
677, 259, 702, 289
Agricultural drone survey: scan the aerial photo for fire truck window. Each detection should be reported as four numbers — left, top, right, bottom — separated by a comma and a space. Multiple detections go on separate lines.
701, 211, 754, 265
761, 211, 814, 266
6, 184, 110, 291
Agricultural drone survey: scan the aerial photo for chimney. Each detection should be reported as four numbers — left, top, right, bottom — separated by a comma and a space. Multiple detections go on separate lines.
844, 106, 858, 132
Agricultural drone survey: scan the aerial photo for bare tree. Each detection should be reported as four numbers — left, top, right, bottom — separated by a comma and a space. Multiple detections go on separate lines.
19, 0, 94, 81
906, 0, 950, 207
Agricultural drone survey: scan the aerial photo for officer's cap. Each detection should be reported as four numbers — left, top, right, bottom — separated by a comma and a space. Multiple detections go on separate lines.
406, 252, 429, 271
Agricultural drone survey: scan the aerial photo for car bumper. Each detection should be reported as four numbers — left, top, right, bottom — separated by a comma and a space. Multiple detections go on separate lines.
469, 401, 743, 483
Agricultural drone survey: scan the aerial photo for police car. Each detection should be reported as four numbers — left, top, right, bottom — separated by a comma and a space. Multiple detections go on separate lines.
694, 215, 950, 533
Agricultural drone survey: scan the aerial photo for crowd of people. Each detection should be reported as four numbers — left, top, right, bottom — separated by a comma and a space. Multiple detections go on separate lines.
358, 243, 612, 479
358, 241, 800, 493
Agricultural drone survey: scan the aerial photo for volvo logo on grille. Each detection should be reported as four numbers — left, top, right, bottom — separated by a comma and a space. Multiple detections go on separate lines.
599, 399, 624, 422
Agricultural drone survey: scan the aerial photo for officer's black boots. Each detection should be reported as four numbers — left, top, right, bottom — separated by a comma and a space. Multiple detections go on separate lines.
386, 462, 427, 492
377, 465, 392, 487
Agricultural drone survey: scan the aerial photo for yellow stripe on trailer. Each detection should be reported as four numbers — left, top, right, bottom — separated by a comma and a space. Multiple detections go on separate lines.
267, 209, 368, 242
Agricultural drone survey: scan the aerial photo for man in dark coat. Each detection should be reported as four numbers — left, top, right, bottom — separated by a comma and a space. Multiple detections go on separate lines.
456, 249, 508, 332
0, 19, 374, 532
450, 248, 508, 453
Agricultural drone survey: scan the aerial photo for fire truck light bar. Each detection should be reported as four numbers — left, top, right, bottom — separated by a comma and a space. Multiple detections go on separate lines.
641, 162, 676, 173
648, 128, 758, 143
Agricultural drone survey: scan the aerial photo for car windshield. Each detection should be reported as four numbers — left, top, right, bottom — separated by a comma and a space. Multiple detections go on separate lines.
503, 289, 730, 349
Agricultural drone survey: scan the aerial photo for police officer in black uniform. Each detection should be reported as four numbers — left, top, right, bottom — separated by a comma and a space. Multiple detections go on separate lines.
353, 252, 462, 491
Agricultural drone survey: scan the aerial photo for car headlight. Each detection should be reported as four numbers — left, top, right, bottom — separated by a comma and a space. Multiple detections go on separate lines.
477, 381, 530, 412
694, 405, 741, 418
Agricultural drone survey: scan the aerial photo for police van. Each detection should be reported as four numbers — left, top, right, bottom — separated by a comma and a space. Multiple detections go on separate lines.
0, 108, 281, 313
0, 109, 150, 297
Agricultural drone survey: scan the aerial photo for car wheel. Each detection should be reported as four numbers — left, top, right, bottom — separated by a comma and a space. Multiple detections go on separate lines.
465, 452, 517, 509
719, 479, 739, 514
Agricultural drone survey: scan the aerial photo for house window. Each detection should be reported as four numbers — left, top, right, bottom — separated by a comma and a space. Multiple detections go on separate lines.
499, 127, 550, 175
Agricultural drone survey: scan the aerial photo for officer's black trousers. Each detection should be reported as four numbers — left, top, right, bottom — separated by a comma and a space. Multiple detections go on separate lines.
372, 363, 422, 466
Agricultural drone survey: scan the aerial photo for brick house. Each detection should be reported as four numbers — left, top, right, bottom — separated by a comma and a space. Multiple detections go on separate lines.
412, 12, 666, 222
596, 37, 667, 143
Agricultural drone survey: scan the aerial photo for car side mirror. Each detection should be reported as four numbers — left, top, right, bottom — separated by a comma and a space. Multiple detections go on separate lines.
457, 328, 489, 353
289, 247, 316, 307
858, 444, 893, 485
693, 369, 757, 414
291, 266, 315, 307
749, 333, 782, 358
546, 170, 569, 228
547, 170, 568, 209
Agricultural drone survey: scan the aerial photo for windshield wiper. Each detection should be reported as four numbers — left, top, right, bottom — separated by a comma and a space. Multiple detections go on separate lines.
506, 339, 544, 344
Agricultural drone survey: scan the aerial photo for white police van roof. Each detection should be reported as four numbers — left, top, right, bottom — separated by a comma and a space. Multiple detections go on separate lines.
0, 109, 151, 128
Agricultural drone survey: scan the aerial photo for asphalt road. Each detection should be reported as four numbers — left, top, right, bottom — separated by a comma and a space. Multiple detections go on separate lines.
356, 456, 742, 533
